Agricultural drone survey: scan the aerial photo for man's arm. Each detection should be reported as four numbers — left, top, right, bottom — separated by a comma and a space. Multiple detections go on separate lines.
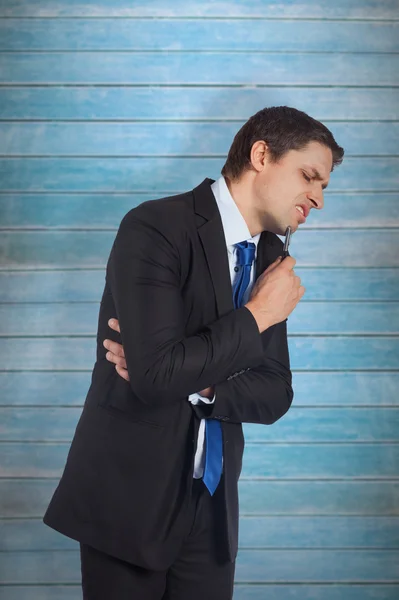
104, 317, 292, 425
191, 319, 293, 425
107, 209, 264, 406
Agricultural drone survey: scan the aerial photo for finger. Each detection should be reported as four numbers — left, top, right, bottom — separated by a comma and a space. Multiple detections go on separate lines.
298, 285, 306, 298
280, 256, 296, 270
105, 351, 127, 369
103, 339, 125, 358
108, 318, 121, 334
115, 364, 130, 382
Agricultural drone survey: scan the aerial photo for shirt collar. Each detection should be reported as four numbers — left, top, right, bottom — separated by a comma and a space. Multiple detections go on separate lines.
211, 176, 261, 250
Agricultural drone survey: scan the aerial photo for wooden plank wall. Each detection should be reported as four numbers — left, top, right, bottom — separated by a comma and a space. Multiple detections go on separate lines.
0, 1, 398, 598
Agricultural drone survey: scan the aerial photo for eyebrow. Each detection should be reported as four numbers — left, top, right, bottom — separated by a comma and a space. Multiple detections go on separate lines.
308, 167, 329, 190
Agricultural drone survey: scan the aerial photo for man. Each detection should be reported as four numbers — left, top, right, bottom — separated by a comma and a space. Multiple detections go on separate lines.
43, 106, 344, 599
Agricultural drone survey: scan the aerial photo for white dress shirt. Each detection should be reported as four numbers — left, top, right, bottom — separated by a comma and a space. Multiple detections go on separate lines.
188, 176, 261, 478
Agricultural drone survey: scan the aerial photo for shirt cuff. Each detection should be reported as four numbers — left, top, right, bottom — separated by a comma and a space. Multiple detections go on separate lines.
188, 391, 216, 405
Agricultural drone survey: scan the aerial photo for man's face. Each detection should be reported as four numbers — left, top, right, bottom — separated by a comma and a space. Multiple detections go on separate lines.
253, 141, 333, 236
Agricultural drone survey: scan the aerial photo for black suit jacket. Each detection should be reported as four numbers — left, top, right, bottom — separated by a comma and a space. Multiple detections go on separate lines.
43, 178, 293, 570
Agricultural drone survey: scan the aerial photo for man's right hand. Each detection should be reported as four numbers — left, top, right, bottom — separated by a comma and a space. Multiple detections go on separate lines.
245, 255, 305, 332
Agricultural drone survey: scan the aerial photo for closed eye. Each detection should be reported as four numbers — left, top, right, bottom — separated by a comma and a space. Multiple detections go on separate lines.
302, 172, 311, 183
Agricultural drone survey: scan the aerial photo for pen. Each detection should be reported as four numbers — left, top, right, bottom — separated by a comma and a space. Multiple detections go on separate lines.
282, 226, 292, 259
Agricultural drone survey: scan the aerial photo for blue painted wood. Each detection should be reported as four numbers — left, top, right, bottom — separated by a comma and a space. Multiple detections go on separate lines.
1, 336, 398, 370
0, 548, 398, 584
238, 480, 399, 516
1, 193, 398, 229
2, 407, 398, 443
233, 586, 399, 600
1, 122, 398, 156
1, 87, 398, 121
242, 444, 399, 479
1, 269, 399, 303
238, 516, 399, 548
0, 53, 397, 86
0, 158, 397, 193
1, 479, 397, 518
1, 372, 398, 407
1, 516, 398, 551
1, 0, 398, 19
1, 20, 397, 52
1, 584, 399, 600
1, 302, 397, 336
234, 549, 399, 582
2, 230, 398, 269
1, 442, 398, 478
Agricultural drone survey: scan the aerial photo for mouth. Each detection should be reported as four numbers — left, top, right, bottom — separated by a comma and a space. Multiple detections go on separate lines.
295, 205, 307, 224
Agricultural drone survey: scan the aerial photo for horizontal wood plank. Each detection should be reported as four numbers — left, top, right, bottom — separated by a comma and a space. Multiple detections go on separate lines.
1, 269, 398, 302
1, 193, 398, 230
1, 372, 398, 407
2, 479, 398, 518
1, 336, 398, 370
1, 585, 399, 600
1, 122, 397, 156
0, 53, 397, 86
0, 549, 398, 584
1, 0, 398, 19
1, 229, 399, 268
1, 516, 398, 551
0, 19, 397, 52
1, 301, 397, 336
1, 442, 398, 478
1, 407, 398, 443
0, 157, 397, 194
1, 87, 397, 121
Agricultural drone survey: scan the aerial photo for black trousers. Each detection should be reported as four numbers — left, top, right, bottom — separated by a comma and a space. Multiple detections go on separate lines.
79, 478, 236, 599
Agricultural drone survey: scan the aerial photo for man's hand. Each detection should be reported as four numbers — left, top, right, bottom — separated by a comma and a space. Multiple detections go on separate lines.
245, 255, 305, 333
103, 319, 130, 382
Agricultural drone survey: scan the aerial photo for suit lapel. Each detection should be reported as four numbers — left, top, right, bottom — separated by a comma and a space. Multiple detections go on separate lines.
193, 179, 234, 317
193, 178, 280, 318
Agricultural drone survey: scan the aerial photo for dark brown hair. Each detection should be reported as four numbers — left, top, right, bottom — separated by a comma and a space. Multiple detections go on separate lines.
221, 106, 344, 180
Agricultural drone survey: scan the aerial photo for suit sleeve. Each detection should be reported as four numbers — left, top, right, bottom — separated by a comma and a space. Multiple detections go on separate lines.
192, 318, 293, 425
107, 210, 264, 406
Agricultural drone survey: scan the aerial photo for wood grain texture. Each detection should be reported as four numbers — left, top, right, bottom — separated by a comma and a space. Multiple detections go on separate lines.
1, 157, 397, 193
1, 193, 398, 230
1, 584, 398, 600
1, 122, 398, 156
1, 442, 398, 478
1, 407, 398, 443
0, 19, 397, 52
1, 1, 398, 594
1, 479, 398, 517
1, 584, 399, 600
2, 269, 398, 302
1, 0, 398, 19
1, 516, 398, 551
1, 301, 398, 336
1, 87, 398, 120
2, 230, 398, 268
0, 53, 397, 85
1, 371, 398, 407
1, 336, 398, 370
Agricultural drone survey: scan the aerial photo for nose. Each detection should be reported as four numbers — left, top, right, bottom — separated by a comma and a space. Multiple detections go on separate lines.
308, 188, 324, 210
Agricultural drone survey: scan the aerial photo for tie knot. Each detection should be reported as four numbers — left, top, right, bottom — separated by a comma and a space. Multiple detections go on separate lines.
234, 241, 256, 267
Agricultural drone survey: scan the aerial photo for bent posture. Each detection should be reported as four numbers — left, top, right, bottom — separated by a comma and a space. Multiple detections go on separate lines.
44, 106, 343, 600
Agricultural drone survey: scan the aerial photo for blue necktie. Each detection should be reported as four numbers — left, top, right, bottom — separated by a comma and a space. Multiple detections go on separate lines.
203, 240, 256, 495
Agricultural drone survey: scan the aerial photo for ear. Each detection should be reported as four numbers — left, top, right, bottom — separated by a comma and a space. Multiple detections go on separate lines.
250, 140, 269, 173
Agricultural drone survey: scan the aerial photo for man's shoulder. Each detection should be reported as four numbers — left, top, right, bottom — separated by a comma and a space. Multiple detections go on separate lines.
119, 190, 194, 233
